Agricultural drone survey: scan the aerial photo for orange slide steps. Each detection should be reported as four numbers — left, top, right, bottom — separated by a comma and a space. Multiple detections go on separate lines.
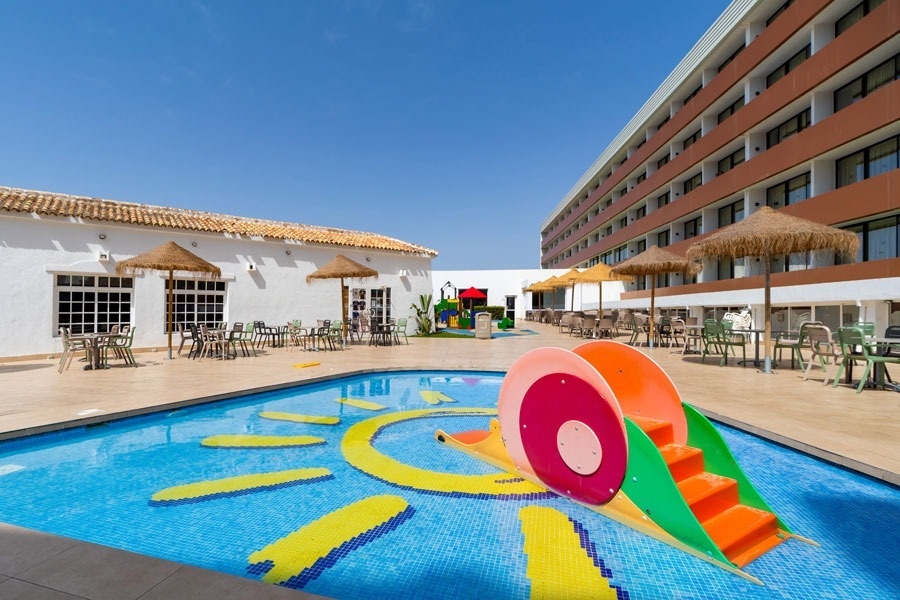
629, 415, 785, 567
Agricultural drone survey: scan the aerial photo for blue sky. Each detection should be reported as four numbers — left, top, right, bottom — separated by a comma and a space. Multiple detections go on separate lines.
1, 0, 728, 269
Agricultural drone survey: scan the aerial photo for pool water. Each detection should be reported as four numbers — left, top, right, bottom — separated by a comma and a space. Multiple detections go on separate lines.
0, 371, 896, 599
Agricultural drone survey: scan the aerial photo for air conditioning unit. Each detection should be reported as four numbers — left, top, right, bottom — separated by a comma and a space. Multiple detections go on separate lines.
98, 251, 110, 262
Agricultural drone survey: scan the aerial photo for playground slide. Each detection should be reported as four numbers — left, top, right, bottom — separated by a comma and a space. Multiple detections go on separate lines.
435, 341, 816, 583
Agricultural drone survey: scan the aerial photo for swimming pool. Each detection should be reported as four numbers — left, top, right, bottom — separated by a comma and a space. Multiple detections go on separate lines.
0, 371, 896, 599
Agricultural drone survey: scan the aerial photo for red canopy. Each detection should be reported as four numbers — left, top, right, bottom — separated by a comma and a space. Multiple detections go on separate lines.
458, 286, 487, 300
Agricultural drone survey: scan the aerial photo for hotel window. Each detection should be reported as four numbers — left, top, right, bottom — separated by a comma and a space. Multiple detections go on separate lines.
588, 256, 599, 267
717, 44, 746, 73
167, 278, 226, 333
601, 251, 613, 265
636, 171, 647, 185
717, 148, 745, 175
717, 95, 744, 124
683, 216, 702, 240
55, 275, 133, 335
682, 84, 702, 106
766, 45, 810, 88
657, 153, 670, 169
682, 129, 701, 150
836, 134, 900, 188
613, 245, 628, 263
767, 108, 811, 149
656, 114, 670, 130
717, 258, 739, 281
766, 172, 811, 207
605, 198, 613, 209
657, 192, 670, 209
617, 187, 627, 199
656, 273, 670, 288
835, 0, 885, 37
843, 216, 900, 262
605, 226, 612, 236
683, 172, 702, 195
766, 0, 793, 26
834, 54, 899, 112
718, 199, 744, 227
636, 240, 646, 255
657, 230, 670, 247
618, 216, 628, 229
635, 205, 646, 221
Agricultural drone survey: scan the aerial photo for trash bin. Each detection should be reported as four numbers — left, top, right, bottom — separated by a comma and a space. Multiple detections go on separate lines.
475, 312, 492, 339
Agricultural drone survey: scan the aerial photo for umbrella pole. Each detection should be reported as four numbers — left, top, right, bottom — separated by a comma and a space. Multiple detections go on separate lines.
762, 258, 773, 374
341, 277, 347, 347
167, 270, 173, 360
570, 282, 575, 311
649, 278, 656, 349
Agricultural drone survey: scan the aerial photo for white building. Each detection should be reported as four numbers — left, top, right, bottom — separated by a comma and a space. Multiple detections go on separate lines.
0, 186, 436, 360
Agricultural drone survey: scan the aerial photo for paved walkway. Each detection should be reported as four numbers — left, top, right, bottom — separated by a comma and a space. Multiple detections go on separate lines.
0, 322, 897, 598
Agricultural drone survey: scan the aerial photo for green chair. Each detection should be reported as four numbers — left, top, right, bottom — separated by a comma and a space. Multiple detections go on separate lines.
239, 322, 257, 356
393, 318, 409, 345
701, 320, 745, 367
103, 326, 137, 367
328, 320, 344, 350
833, 327, 900, 393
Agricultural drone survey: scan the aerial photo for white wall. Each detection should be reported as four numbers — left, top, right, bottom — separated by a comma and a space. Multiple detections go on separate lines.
0, 213, 432, 358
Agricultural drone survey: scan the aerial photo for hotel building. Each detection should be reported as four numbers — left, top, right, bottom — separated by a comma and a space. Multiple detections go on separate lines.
540, 0, 899, 333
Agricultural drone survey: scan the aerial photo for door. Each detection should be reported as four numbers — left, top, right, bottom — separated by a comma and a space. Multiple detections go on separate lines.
505, 296, 516, 321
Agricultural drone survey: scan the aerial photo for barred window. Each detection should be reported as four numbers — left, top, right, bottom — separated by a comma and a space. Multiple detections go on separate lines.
55, 274, 133, 335
166, 278, 227, 333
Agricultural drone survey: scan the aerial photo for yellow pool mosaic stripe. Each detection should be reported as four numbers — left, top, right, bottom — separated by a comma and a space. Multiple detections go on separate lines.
341, 408, 548, 498
335, 397, 387, 411
247, 494, 414, 589
200, 435, 326, 448
520, 506, 620, 599
419, 390, 456, 405
150, 468, 332, 506
292, 362, 321, 369
259, 412, 340, 425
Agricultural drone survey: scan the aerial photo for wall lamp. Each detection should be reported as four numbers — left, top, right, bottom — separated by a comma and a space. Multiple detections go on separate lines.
285, 250, 291, 255
98, 234, 106, 240
191, 242, 198, 247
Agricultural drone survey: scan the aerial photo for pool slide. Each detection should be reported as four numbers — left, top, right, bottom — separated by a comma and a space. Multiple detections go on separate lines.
435, 340, 816, 584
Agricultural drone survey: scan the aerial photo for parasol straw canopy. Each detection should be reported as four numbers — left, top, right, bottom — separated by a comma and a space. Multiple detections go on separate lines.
577, 262, 633, 313
611, 245, 699, 349
116, 241, 221, 360
686, 206, 859, 373
116, 241, 221, 277
305, 254, 377, 282
306, 255, 378, 340
557, 268, 583, 311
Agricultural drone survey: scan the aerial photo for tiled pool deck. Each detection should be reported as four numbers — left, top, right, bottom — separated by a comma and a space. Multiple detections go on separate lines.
1, 322, 897, 599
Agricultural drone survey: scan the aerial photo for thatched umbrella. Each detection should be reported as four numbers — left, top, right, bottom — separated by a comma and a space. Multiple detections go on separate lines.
576, 262, 632, 314
116, 241, 221, 360
610, 245, 698, 349
686, 206, 858, 373
306, 255, 378, 341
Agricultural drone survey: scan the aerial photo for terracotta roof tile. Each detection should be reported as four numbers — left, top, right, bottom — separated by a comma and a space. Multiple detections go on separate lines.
0, 186, 438, 257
